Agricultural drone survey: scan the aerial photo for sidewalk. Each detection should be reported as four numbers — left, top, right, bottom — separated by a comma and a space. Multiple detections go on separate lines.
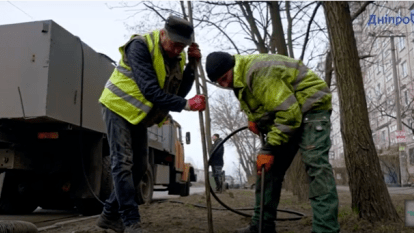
336, 185, 414, 195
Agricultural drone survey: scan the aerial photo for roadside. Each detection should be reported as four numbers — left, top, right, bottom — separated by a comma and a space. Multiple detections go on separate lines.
336, 185, 414, 195
38, 185, 414, 233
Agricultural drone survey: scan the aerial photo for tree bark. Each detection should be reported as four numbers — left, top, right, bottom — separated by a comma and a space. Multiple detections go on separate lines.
325, 50, 333, 88
284, 152, 309, 202
323, 1, 400, 222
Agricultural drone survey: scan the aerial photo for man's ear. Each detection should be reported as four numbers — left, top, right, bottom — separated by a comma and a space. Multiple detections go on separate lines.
160, 29, 165, 40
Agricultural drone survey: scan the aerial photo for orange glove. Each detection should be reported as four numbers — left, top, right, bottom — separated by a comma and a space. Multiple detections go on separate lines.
256, 154, 274, 176
187, 94, 206, 111
188, 43, 201, 62
248, 121, 260, 135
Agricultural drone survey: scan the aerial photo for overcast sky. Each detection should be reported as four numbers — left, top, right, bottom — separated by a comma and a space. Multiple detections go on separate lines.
0, 1, 244, 178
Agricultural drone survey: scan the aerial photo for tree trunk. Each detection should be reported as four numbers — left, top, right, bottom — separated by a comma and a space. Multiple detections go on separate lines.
238, 2, 268, 53
325, 50, 333, 88
279, 1, 307, 201
323, 1, 400, 222
284, 152, 309, 202
285, 1, 295, 58
268, 1, 288, 56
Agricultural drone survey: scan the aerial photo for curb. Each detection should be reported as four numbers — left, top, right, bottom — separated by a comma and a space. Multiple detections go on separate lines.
38, 215, 99, 232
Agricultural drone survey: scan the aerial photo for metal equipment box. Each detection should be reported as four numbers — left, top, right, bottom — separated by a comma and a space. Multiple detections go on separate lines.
0, 20, 114, 133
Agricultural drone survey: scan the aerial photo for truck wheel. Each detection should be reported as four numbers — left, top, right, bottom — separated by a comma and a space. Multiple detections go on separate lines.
180, 178, 190, 197
75, 156, 113, 216
136, 167, 153, 205
0, 173, 38, 214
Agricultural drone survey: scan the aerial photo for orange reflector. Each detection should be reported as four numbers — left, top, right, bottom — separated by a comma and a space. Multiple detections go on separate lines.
38, 132, 59, 139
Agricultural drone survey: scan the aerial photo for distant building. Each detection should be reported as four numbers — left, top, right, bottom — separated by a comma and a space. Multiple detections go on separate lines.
322, 2, 414, 185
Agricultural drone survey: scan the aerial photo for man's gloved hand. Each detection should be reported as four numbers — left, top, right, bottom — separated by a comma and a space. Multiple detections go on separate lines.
188, 43, 201, 62
256, 153, 274, 176
248, 121, 260, 135
185, 94, 206, 111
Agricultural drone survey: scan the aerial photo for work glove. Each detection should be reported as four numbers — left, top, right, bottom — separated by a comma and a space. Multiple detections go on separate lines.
248, 121, 260, 135
256, 153, 274, 176
184, 94, 206, 111
187, 43, 201, 62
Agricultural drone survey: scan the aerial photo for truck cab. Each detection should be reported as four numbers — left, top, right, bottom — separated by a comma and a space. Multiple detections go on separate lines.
138, 116, 196, 204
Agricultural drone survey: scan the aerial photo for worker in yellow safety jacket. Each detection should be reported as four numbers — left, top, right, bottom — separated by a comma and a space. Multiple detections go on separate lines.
97, 15, 205, 233
206, 52, 340, 233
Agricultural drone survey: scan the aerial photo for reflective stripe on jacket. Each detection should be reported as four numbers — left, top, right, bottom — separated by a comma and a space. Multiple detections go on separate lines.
99, 30, 186, 125
233, 54, 332, 146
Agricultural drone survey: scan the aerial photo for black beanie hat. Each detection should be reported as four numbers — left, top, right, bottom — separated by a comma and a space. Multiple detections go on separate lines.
206, 52, 235, 82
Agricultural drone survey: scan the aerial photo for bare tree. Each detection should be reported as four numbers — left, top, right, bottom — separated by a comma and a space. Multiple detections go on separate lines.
324, 1, 400, 222
209, 91, 261, 181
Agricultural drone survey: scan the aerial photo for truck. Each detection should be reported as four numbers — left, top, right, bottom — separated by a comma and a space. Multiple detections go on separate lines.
0, 20, 196, 215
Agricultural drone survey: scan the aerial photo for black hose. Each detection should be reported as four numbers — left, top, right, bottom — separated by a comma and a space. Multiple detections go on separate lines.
207, 126, 305, 221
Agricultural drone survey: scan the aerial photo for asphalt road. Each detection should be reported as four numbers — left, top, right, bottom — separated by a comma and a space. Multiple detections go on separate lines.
0, 186, 206, 228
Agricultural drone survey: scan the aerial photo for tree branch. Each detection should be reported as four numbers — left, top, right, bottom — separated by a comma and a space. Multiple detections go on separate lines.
300, 1, 321, 61
351, 1, 374, 22
143, 3, 166, 21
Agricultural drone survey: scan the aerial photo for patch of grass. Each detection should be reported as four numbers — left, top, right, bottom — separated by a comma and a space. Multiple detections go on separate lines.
353, 223, 359, 231
372, 222, 405, 233
299, 216, 312, 226
184, 203, 194, 208
395, 205, 404, 215
299, 203, 312, 210
280, 199, 293, 205
338, 206, 355, 222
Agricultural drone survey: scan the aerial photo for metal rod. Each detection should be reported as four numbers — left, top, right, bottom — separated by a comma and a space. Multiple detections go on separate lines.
259, 166, 265, 233
197, 63, 213, 151
259, 132, 266, 233
187, 2, 214, 232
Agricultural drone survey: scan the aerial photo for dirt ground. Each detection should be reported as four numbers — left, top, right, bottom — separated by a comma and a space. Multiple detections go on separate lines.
42, 184, 414, 233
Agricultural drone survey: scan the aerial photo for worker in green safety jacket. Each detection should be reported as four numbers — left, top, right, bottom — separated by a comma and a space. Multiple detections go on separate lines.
206, 52, 340, 233
97, 15, 206, 233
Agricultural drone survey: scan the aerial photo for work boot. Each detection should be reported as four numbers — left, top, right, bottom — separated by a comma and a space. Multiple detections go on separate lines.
124, 222, 148, 233
96, 213, 125, 233
236, 224, 276, 233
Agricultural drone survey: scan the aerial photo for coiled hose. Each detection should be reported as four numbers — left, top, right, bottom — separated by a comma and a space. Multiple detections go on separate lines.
206, 126, 305, 221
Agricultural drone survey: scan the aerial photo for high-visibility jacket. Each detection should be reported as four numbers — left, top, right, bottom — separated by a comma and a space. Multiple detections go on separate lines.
99, 30, 186, 125
233, 54, 332, 146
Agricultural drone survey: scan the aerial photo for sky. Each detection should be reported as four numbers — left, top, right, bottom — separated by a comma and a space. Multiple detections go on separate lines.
0, 1, 242, 178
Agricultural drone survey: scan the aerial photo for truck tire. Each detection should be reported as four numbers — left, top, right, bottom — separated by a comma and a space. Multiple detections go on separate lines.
180, 176, 190, 197
0, 172, 38, 214
136, 167, 153, 205
75, 156, 113, 216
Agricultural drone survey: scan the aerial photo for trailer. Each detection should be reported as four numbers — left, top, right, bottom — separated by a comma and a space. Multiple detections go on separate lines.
0, 20, 196, 215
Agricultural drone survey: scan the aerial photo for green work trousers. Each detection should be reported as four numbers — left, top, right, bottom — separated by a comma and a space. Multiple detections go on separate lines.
251, 110, 340, 233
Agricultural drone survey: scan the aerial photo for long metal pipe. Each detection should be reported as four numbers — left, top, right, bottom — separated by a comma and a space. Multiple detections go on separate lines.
186, 1, 214, 232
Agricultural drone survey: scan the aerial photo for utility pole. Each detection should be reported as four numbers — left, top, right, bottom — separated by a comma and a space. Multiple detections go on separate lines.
376, 33, 408, 186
